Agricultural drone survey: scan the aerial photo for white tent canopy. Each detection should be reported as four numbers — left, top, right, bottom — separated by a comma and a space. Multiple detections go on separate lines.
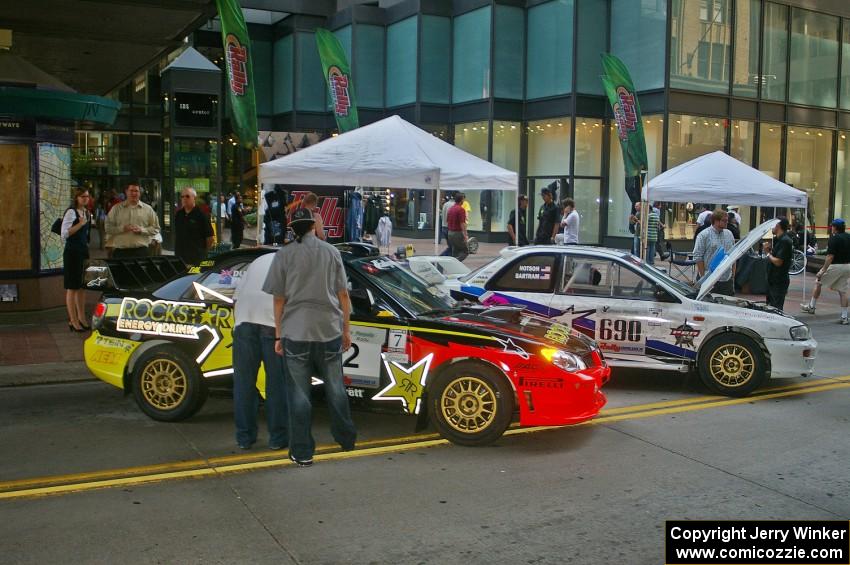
641, 151, 808, 207
259, 114, 518, 192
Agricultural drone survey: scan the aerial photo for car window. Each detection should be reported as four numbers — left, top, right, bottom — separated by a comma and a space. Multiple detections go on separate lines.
559, 257, 612, 297
348, 275, 399, 317
611, 263, 657, 301
490, 254, 557, 293
190, 260, 252, 300
153, 274, 200, 300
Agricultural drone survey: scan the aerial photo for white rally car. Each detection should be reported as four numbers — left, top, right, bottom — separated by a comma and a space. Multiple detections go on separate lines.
448, 219, 816, 396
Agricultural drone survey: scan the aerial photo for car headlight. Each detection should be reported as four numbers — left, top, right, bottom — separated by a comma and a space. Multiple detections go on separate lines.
541, 348, 586, 372
790, 325, 810, 341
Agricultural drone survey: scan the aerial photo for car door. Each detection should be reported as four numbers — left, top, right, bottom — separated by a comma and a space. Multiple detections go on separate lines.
344, 268, 407, 394
548, 255, 670, 363
182, 258, 252, 375
482, 252, 560, 316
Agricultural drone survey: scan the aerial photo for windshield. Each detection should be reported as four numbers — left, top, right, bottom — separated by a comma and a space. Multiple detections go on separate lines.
621, 254, 697, 298
353, 257, 457, 316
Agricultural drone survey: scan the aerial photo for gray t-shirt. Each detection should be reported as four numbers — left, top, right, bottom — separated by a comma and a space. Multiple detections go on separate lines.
262, 233, 348, 342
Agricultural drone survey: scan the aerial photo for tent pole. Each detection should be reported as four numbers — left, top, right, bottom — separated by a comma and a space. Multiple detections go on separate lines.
640, 173, 649, 261
434, 185, 440, 253
802, 204, 808, 303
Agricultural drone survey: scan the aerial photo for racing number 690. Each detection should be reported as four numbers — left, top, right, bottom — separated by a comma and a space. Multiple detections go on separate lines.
599, 319, 641, 342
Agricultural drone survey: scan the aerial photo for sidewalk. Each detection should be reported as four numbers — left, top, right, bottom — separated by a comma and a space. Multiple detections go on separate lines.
1, 237, 842, 385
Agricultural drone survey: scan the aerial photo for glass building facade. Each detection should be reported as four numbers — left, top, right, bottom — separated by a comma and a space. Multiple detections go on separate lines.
81, 0, 850, 245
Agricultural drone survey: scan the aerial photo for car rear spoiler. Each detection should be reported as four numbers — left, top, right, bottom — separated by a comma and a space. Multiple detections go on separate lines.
86, 256, 187, 293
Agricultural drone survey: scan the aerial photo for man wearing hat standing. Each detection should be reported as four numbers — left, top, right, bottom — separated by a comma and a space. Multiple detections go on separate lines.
801, 218, 850, 324
263, 208, 357, 466
534, 186, 559, 245
763, 217, 793, 310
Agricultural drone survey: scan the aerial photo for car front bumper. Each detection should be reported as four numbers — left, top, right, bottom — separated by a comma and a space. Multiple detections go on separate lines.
516, 365, 610, 427
764, 337, 817, 379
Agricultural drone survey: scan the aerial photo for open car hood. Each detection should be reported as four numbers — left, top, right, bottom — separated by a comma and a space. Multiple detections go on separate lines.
696, 218, 779, 301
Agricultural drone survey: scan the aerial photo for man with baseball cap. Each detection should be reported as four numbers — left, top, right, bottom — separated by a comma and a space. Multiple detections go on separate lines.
801, 218, 850, 324
507, 194, 529, 246
263, 208, 357, 466
534, 186, 559, 245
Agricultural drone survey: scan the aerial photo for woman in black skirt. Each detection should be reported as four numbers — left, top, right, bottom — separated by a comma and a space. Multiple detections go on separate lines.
230, 192, 244, 249
62, 188, 91, 332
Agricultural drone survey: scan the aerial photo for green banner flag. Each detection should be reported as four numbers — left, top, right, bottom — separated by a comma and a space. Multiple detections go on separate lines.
215, 0, 258, 148
601, 54, 647, 178
315, 28, 359, 133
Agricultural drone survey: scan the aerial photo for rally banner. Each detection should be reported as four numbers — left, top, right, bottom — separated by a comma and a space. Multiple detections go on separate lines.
601, 54, 647, 178
215, 0, 258, 148
315, 28, 359, 133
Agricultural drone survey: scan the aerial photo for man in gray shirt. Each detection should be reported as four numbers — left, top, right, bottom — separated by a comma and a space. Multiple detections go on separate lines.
263, 208, 356, 467
693, 209, 736, 296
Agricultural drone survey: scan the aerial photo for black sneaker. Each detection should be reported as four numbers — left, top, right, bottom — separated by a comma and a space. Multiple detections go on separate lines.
289, 453, 313, 467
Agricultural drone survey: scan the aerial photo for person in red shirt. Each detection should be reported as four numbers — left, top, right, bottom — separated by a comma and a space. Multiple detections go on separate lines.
446, 192, 469, 262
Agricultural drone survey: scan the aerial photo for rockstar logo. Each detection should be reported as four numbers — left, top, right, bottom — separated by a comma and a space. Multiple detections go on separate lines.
373, 353, 434, 414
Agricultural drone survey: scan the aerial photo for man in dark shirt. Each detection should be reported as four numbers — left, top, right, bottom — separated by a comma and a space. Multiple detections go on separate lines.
764, 217, 793, 310
507, 194, 529, 246
446, 192, 469, 262
174, 188, 214, 266
534, 187, 559, 245
801, 218, 850, 324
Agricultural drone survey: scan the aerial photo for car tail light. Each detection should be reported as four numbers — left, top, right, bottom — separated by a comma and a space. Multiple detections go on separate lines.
92, 302, 107, 329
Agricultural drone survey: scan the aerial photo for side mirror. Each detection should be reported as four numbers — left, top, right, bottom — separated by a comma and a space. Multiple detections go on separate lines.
349, 287, 376, 313
654, 285, 676, 303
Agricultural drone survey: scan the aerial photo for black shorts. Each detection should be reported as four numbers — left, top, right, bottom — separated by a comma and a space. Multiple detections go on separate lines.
63, 247, 89, 290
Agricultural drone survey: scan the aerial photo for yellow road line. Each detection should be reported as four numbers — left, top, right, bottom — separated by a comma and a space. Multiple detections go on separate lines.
2, 377, 849, 501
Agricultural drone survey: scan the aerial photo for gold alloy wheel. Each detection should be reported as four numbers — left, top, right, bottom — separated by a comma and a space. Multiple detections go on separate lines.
140, 359, 188, 410
440, 376, 497, 433
708, 344, 755, 388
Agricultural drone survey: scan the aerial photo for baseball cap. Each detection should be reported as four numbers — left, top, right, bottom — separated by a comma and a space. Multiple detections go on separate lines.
291, 208, 314, 224
831, 218, 845, 227
540, 187, 552, 195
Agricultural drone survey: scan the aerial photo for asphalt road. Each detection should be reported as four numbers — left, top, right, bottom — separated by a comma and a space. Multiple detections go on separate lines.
1, 318, 849, 564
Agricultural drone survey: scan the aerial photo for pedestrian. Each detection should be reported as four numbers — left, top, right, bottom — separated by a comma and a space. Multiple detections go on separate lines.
762, 216, 793, 309
105, 184, 160, 258
507, 194, 529, 246
227, 192, 236, 227
726, 211, 741, 240
301, 192, 326, 241
232, 252, 289, 451
559, 197, 580, 245
693, 209, 736, 296
644, 204, 660, 265
62, 187, 92, 332
230, 193, 245, 249
263, 208, 357, 467
440, 195, 453, 246
801, 218, 850, 324
654, 202, 669, 261
446, 192, 470, 262
629, 202, 642, 256
174, 188, 214, 265
534, 186, 559, 245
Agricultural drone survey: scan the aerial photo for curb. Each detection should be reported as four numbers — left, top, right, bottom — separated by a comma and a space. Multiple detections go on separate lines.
0, 362, 94, 387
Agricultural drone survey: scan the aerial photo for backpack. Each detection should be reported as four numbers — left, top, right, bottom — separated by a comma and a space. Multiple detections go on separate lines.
50, 208, 79, 236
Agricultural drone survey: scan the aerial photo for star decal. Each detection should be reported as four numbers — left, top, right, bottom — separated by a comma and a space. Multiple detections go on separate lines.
494, 337, 530, 359
373, 353, 434, 414
199, 308, 215, 326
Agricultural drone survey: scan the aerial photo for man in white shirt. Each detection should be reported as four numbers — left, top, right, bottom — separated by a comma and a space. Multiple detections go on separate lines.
560, 198, 580, 245
232, 253, 288, 450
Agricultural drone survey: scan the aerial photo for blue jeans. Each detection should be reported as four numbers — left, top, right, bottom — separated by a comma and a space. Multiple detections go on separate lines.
646, 241, 656, 265
233, 323, 288, 448
283, 337, 357, 460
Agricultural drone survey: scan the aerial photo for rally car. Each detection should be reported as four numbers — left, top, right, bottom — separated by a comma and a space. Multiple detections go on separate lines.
448, 220, 816, 397
84, 244, 609, 446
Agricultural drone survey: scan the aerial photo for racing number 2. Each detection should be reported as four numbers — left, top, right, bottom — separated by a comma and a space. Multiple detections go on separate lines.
599, 319, 641, 342
343, 344, 360, 368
